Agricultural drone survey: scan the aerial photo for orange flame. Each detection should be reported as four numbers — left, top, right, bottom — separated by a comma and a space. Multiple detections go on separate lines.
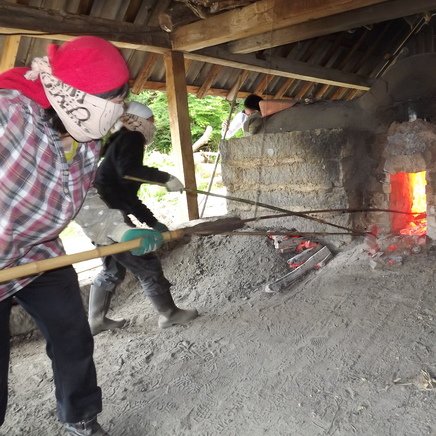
400, 171, 427, 236
409, 171, 426, 213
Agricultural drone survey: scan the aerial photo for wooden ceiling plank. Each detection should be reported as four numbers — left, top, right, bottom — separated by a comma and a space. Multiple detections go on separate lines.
75, 0, 93, 16
132, 0, 153, 25
148, 0, 172, 27
229, 0, 436, 53
185, 47, 372, 90
122, 0, 143, 23
321, 30, 370, 100
196, 64, 222, 98
226, 70, 250, 101
184, 58, 192, 73
0, 3, 170, 53
254, 73, 274, 96
343, 23, 392, 76
331, 87, 349, 100
274, 78, 294, 98
171, 0, 390, 52
315, 83, 331, 99
295, 82, 315, 100
131, 52, 160, 94
139, 79, 275, 100
0, 35, 21, 73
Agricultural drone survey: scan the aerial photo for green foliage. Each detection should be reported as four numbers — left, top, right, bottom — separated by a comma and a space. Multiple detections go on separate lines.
135, 150, 223, 214
128, 91, 239, 154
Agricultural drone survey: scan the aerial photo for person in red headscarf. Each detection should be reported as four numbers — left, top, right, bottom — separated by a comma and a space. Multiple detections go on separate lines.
0, 36, 163, 436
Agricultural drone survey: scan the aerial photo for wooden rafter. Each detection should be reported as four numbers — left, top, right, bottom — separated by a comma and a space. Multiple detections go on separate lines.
352, 23, 394, 77
229, 0, 436, 53
331, 87, 349, 100
186, 47, 372, 90
316, 29, 369, 99
226, 70, 250, 101
196, 64, 222, 98
254, 74, 274, 96
131, 79, 272, 100
131, 52, 160, 94
295, 82, 315, 100
171, 0, 390, 51
274, 78, 294, 98
0, 3, 170, 52
0, 3, 375, 93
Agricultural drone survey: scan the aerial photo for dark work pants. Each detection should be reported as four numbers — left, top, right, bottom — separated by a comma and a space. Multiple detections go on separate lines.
0, 266, 102, 426
93, 252, 171, 297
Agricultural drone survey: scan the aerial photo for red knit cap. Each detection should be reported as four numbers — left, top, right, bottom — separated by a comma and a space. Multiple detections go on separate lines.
48, 36, 129, 95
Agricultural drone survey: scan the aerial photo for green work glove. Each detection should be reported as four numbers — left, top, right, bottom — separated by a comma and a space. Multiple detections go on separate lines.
120, 229, 164, 256
152, 221, 169, 233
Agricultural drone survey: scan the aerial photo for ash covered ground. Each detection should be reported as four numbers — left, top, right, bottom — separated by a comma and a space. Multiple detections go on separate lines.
2, 231, 436, 435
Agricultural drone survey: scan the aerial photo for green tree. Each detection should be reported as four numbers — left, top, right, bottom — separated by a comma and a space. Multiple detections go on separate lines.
129, 91, 241, 153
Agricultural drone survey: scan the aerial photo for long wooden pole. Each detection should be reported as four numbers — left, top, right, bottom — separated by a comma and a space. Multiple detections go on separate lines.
0, 230, 184, 284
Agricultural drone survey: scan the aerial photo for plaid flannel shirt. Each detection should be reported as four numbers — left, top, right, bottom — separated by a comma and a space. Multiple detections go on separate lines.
0, 90, 100, 301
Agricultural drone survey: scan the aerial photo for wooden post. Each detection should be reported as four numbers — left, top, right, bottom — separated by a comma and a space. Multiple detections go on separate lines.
164, 50, 199, 220
0, 35, 20, 73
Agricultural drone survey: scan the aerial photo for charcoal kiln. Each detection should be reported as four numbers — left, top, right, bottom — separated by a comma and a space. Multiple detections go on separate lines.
221, 54, 436, 242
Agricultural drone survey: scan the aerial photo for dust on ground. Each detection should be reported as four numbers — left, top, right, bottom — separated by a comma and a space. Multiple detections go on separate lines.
2, 230, 436, 435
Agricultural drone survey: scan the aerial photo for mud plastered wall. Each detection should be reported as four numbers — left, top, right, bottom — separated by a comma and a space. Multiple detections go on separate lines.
221, 128, 373, 238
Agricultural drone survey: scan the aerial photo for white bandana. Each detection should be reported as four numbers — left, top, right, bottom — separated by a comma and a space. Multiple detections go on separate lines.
25, 56, 124, 142
121, 114, 156, 145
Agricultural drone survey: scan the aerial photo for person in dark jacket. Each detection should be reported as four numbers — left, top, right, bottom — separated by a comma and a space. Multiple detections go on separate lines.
89, 101, 198, 335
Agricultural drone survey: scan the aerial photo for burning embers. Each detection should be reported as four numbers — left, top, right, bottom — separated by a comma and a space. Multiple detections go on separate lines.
390, 171, 427, 236
365, 169, 428, 269
382, 119, 436, 240
364, 119, 436, 268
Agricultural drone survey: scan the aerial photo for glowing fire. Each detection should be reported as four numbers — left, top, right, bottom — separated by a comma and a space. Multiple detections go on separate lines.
390, 171, 427, 236
401, 171, 427, 235
409, 171, 426, 214
389, 171, 427, 235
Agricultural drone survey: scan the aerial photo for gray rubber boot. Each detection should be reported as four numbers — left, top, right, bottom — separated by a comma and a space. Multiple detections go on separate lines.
88, 285, 125, 336
149, 292, 198, 329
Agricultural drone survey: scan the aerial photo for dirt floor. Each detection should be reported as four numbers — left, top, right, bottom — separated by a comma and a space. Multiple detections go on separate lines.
2, 229, 436, 435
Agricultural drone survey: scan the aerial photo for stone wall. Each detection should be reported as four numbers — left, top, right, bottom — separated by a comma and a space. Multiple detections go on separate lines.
374, 119, 436, 239
221, 128, 374, 239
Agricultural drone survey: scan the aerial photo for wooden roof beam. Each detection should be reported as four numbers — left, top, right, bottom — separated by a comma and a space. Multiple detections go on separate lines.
133, 79, 276, 100
171, 0, 390, 52
185, 48, 372, 90
229, 0, 436, 54
0, 3, 170, 53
